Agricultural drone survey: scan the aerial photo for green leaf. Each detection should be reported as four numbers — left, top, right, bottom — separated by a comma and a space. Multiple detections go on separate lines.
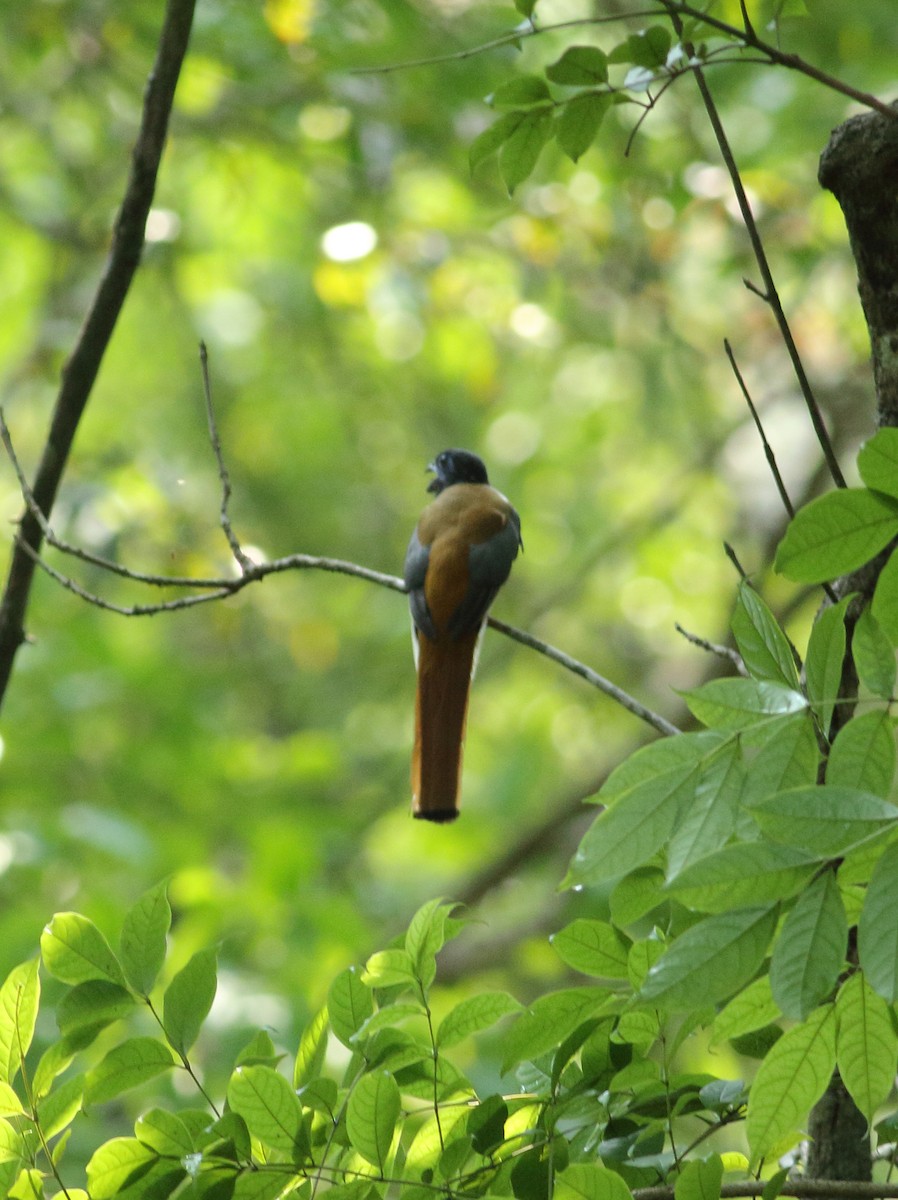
610, 866, 666, 925
750, 785, 898, 856
346, 1069, 400, 1169
0, 1084, 22, 1117
328, 967, 374, 1048
731, 582, 800, 687
858, 840, 898, 1000
550, 920, 630, 979
857, 428, 898, 497
666, 741, 744, 879
0, 961, 40, 1086
56, 980, 136, 1048
674, 1156, 723, 1200
228, 1064, 308, 1160
774, 488, 898, 583
556, 93, 611, 163
468, 1094, 508, 1155
683, 679, 806, 731
469, 112, 528, 173
501, 988, 611, 1072
489, 75, 551, 110
85, 1136, 158, 1199
119, 881, 171, 996
162, 946, 217, 1056
710, 975, 780, 1048
555, 1163, 633, 1200
436, 991, 522, 1047
665, 843, 816, 913
32, 1041, 75, 1100
746, 1004, 837, 1160
640, 907, 778, 1009
237, 1028, 282, 1067
362, 948, 418, 989
405, 898, 454, 989
836, 971, 898, 1123
36, 1072, 84, 1140
742, 714, 819, 805
769, 872, 846, 1020
872, 549, 898, 646
86, 1037, 175, 1104
513, 0, 536, 15
827, 710, 895, 798
805, 596, 851, 735
499, 109, 553, 194
853, 607, 896, 698
41, 913, 126, 987
134, 1108, 195, 1158
294, 1005, 329, 1087
546, 46, 609, 85
609, 26, 673, 68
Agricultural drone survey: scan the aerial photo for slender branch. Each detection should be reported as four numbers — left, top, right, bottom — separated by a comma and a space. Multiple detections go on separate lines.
0, 0, 197, 711
723, 339, 794, 519
674, 623, 746, 673
199, 342, 253, 573
633, 1183, 898, 1200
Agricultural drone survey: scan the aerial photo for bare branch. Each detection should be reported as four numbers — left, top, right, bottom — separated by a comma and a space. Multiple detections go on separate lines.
723, 338, 794, 519
0, 0, 197, 711
675, 623, 746, 673
199, 342, 253, 573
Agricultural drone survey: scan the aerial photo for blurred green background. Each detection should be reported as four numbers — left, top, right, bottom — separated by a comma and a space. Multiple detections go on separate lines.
0, 0, 891, 1114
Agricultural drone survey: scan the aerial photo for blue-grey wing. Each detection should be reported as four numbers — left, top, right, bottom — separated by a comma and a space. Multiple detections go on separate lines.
404, 527, 437, 641
448, 507, 522, 638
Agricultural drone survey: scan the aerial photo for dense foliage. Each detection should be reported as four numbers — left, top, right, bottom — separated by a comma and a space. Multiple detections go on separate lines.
2, 0, 898, 1196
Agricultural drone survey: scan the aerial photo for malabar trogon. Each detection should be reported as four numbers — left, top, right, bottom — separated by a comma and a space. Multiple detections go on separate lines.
404, 449, 522, 822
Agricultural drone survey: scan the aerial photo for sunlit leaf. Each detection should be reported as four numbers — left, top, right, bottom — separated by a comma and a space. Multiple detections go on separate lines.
346, 1069, 400, 1169
41, 914, 126, 988
85, 1136, 159, 1199
683, 679, 806, 730
774, 489, 898, 583
436, 991, 522, 1047
857, 427, 898, 497
804, 596, 851, 736
731, 581, 800, 687
836, 971, 897, 1123
228, 1064, 308, 1161
162, 946, 217, 1057
119, 880, 171, 996
86, 1037, 175, 1104
674, 1156, 723, 1200
0, 961, 39, 1086
501, 988, 611, 1072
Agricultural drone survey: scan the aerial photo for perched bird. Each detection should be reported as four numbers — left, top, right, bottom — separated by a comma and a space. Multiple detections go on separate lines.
404, 449, 522, 822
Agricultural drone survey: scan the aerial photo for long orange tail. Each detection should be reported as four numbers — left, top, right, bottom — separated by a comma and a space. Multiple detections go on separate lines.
412, 630, 479, 822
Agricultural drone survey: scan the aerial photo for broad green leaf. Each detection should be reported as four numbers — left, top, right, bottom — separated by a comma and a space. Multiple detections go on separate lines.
0, 1084, 22, 1117
162, 946, 217, 1056
513, 0, 536, 15
640, 907, 777, 1009
609, 26, 672, 67
770, 872, 846, 1020
328, 969, 373, 1049
550, 920, 630, 978
436, 991, 522, 1047
0, 961, 40, 1086
710, 976, 780, 1048
567, 757, 701, 886
731, 582, 800, 688
857, 428, 898, 497
836, 971, 897, 1123
557, 93, 612, 162
233, 1170, 290, 1200
666, 741, 744, 879
746, 1004, 837, 1160
86, 1037, 175, 1104
85, 1136, 158, 1199
627, 936, 664, 990
294, 1005, 328, 1087
56, 980, 135, 1047
546, 46, 609, 85
872, 550, 898, 646
750, 785, 898, 856
805, 596, 851, 735
674, 1156, 723, 1200
858, 840, 898, 1000
36, 1072, 84, 1139
405, 897, 454, 988
556, 1163, 633, 1200
665, 843, 816, 913
853, 608, 897, 698
237, 1028, 281, 1067
683, 679, 806, 731
598, 731, 722, 802
827, 710, 895, 798
468, 1094, 508, 1155
0, 1116, 22, 1162
742, 714, 819, 805
489, 75, 551, 110
346, 1069, 400, 1169
228, 1064, 308, 1160
362, 949, 418, 989
135, 1108, 195, 1158
470, 112, 526, 173
501, 988, 611, 1073
404, 1104, 468, 1174
119, 881, 171, 996
774, 488, 898, 583
499, 109, 553, 194
32, 1041, 75, 1100
355, 1002, 424, 1040
41, 913, 125, 987
610, 867, 666, 925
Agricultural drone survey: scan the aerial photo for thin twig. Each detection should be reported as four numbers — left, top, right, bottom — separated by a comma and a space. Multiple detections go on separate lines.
724, 338, 794, 519
199, 342, 253, 572
0, 0, 197, 710
723, 542, 750, 582
674, 623, 746, 673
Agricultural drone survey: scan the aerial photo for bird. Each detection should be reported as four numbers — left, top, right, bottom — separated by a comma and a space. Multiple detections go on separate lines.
404, 449, 522, 822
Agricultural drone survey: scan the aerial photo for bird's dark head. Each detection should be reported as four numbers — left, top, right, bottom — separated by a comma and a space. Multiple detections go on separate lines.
426, 448, 489, 495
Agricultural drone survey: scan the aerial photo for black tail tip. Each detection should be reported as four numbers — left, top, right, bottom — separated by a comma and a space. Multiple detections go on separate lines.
413, 808, 459, 824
